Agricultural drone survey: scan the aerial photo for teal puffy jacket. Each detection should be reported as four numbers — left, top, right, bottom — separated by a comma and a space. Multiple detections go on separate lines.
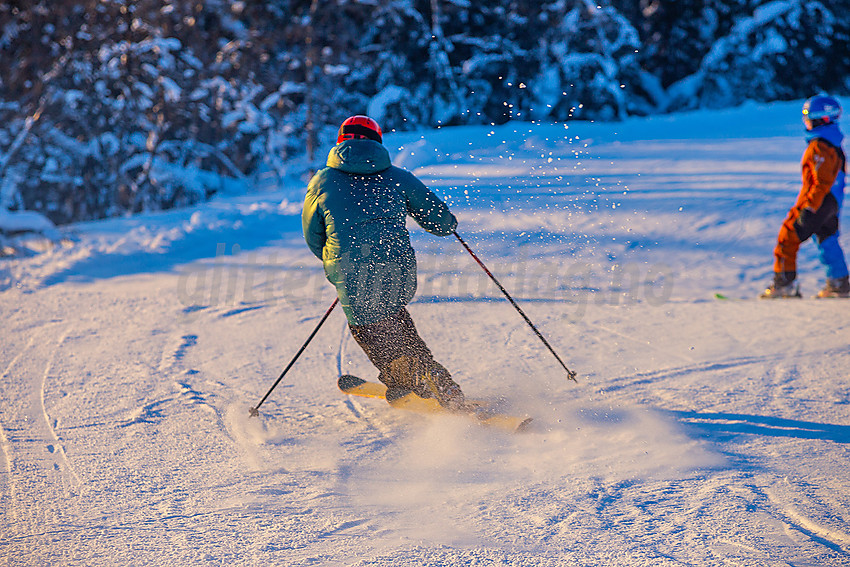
302, 139, 458, 326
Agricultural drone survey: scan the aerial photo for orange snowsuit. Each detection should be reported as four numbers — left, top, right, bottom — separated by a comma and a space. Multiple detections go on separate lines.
773, 139, 845, 274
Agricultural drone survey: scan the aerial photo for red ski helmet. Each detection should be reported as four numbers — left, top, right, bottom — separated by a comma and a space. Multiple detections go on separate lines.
337, 115, 383, 144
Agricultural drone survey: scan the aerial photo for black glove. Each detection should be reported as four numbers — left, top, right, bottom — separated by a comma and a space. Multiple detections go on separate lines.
794, 206, 818, 240
797, 206, 816, 227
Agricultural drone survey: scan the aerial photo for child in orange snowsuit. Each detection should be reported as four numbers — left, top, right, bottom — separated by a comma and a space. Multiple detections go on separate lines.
762, 95, 848, 298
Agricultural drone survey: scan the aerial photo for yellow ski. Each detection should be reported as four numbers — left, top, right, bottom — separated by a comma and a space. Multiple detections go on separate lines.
338, 374, 532, 433
338, 373, 388, 399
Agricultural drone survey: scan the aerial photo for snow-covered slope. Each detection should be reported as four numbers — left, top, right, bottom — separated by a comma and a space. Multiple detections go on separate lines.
2, 101, 849, 566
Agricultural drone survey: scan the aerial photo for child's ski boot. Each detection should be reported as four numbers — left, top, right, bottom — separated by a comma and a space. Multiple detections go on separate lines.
815, 276, 850, 298
759, 281, 802, 299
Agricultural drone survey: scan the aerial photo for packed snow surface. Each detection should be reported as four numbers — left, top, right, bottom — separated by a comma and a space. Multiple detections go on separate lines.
2, 101, 849, 566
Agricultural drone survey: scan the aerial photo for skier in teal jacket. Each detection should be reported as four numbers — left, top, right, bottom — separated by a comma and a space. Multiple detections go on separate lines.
302, 115, 464, 407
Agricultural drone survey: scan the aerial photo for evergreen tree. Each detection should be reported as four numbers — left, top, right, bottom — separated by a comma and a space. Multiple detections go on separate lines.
1, 0, 849, 224
665, 0, 850, 110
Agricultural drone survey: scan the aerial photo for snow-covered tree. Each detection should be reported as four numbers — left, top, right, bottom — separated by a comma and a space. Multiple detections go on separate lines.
631, 0, 850, 111
1, 0, 848, 224
534, 0, 647, 121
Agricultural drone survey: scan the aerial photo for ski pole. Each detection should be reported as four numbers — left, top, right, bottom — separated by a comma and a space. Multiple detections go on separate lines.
453, 231, 577, 382
249, 297, 339, 417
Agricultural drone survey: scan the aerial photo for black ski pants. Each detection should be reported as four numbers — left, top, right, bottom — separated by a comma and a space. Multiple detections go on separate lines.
348, 307, 451, 393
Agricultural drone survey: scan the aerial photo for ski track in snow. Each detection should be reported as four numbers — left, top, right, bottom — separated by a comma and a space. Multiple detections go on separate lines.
2, 101, 850, 565
0, 321, 90, 556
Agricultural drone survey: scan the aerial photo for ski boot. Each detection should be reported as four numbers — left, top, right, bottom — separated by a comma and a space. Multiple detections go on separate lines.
759, 281, 801, 299
420, 367, 465, 410
382, 356, 465, 410
815, 276, 850, 298
760, 272, 801, 299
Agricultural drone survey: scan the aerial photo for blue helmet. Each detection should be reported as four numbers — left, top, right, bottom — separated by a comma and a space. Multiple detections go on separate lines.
803, 95, 841, 130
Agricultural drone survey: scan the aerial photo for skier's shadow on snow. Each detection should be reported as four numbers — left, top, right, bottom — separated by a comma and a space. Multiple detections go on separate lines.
666, 410, 850, 444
